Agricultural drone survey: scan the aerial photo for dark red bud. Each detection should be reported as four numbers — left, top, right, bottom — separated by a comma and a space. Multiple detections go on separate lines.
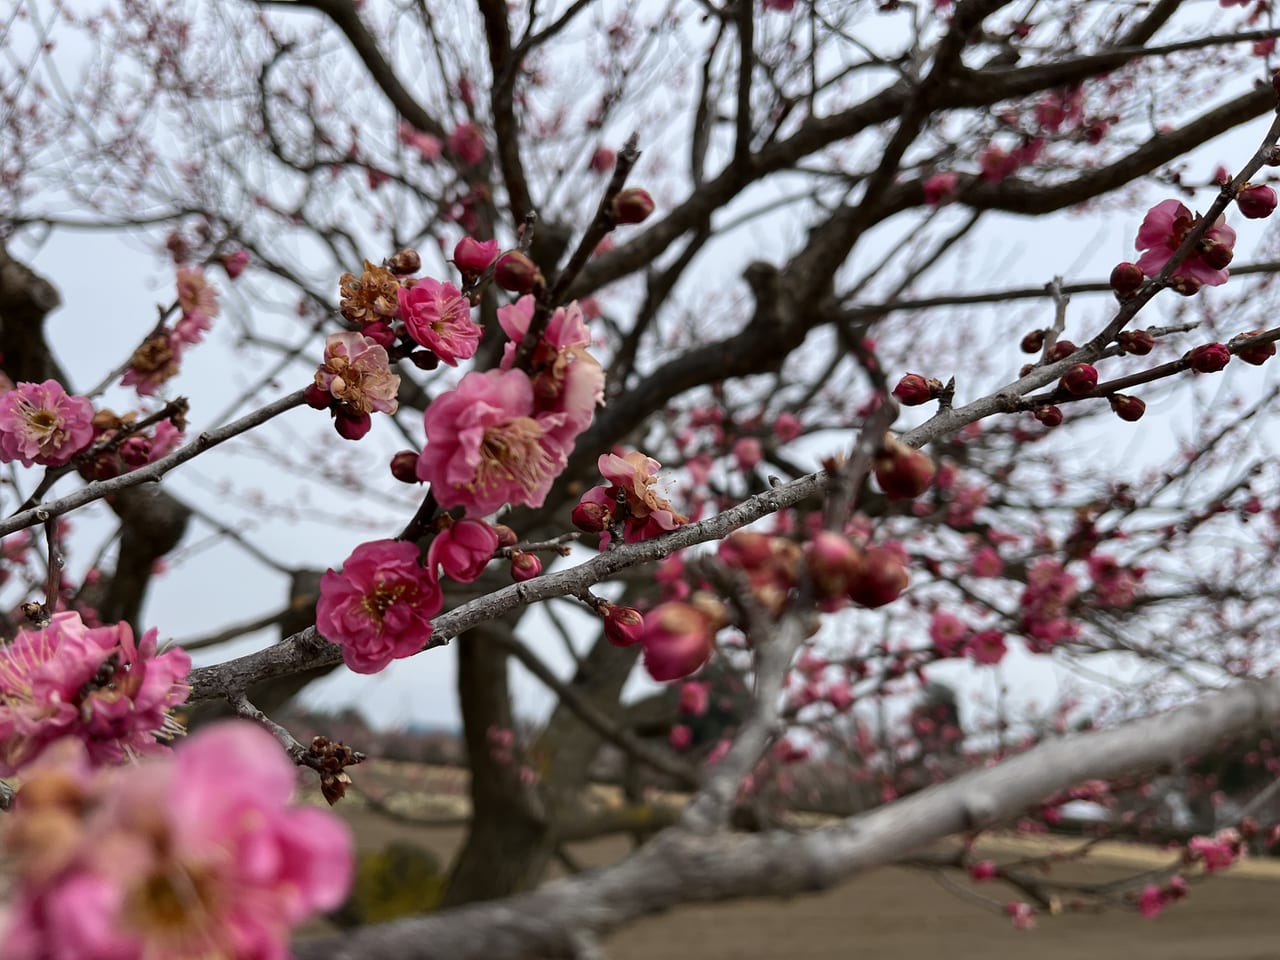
1117, 330, 1155, 355
303, 383, 332, 410
333, 410, 372, 441
873, 436, 936, 501
1033, 405, 1064, 427
491, 524, 518, 548
1199, 239, 1234, 271
1169, 275, 1204, 297
602, 602, 644, 647
390, 450, 420, 483
1238, 184, 1278, 220
510, 550, 542, 582
891, 373, 938, 406
611, 188, 655, 225
1060, 363, 1098, 395
408, 350, 441, 370
572, 498, 613, 533
1109, 262, 1144, 297
1231, 330, 1277, 366
1046, 340, 1077, 362
1187, 342, 1230, 373
1108, 394, 1146, 422
847, 545, 908, 609
493, 251, 544, 294
1019, 329, 1045, 354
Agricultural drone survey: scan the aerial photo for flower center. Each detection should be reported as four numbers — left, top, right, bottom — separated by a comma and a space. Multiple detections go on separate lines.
125, 860, 224, 951
362, 583, 407, 625
473, 417, 554, 498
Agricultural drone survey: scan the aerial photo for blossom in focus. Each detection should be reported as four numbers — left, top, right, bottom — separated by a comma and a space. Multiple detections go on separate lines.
498, 295, 605, 445
2, 721, 353, 960
316, 539, 442, 674
398, 278, 481, 365
417, 369, 568, 515
314, 331, 400, 416
0, 380, 95, 467
0, 611, 190, 775
427, 518, 499, 583
589, 450, 688, 544
1135, 199, 1236, 287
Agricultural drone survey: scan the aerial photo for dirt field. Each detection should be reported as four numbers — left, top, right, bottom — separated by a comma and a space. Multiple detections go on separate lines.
334, 766, 1280, 960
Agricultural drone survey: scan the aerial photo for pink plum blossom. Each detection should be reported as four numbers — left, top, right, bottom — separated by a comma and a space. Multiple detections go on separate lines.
448, 121, 487, 165
640, 602, 717, 682
316, 539, 441, 674
314, 331, 400, 415
2, 721, 352, 960
679, 681, 710, 716
923, 172, 958, 205
928, 611, 970, 659
0, 380, 95, 467
427, 518, 499, 582
965, 629, 1007, 665
0, 611, 190, 775
398, 120, 443, 162
774, 412, 803, 442
397, 278, 481, 365
417, 369, 568, 515
498, 295, 605, 445
175, 265, 219, 319
1135, 199, 1236, 287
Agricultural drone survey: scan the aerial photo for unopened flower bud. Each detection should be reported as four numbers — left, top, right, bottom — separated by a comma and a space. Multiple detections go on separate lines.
1019, 329, 1045, 354
492, 524, 518, 548
510, 550, 542, 581
1033, 405, 1064, 427
1060, 363, 1098, 395
1046, 340, 1077, 362
390, 450, 420, 483
891, 373, 939, 406
452, 237, 500, 277
611, 188, 655, 224
640, 602, 715, 681
601, 602, 644, 647
220, 250, 249, 280
1187, 342, 1230, 373
1230, 330, 1277, 366
1237, 184, 1278, 220
1199, 238, 1233, 271
846, 545, 908, 609
493, 251, 544, 294
1169, 275, 1203, 297
806, 532, 860, 599
333, 410, 372, 441
1117, 329, 1155, 355
361, 321, 396, 349
572, 498, 613, 533
303, 383, 332, 410
386, 248, 422, 275
1109, 262, 1144, 297
1108, 394, 1146, 422
408, 350, 441, 371
589, 148, 616, 173
118, 435, 151, 467
874, 436, 936, 501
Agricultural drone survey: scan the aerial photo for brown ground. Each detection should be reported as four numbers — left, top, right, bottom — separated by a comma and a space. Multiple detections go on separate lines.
333, 762, 1280, 959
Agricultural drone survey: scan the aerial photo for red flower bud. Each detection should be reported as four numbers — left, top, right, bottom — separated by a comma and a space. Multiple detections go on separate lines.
1060, 363, 1098, 395
493, 251, 544, 294
220, 250, 249, 280
492, 524, 518, 548
333, 409, 372, 441
1109, 262, 1144, 296
806, 532, 861, 600
408, 350, 441, 370
891, 373, 938, 406
1019, 330, 1045, 354
1117, 330, 1155, 356
390, 450, 420, 483
510, 549, 542, 582
1046, 340, 1077, 362
1169, 275, 1203, 297
1238, 184, 1278, 220
1033, 405, 1064, 427
1108, 394, 1146, 422
611, 188, 655, 225
1199, 238, 1233, 271
1187, 342, 1231, 373
361, 321, 397, 349
847, 545, 909, 609
1231, 330, 1277, 366
386, 248, 422, 275
589, 148, 616, 173
601, 602, 644, 647
572, 497, 613, 534
303, 383, 332, 410
874, 436, 936, 501
641, 602, 716, 681
452, 237, 500, 277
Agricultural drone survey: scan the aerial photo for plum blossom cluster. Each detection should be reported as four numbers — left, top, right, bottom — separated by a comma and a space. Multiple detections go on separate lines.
1, 722, 352, 960
122, 265, 222, 396
416, 298, 604, 513
573, 450, 689, 546
0, 380, 94, 468
0, 612, 190, 775
78, 408, 185, 481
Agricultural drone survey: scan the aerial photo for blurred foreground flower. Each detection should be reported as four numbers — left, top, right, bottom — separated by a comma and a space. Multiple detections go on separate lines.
2, 721, 353, 960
